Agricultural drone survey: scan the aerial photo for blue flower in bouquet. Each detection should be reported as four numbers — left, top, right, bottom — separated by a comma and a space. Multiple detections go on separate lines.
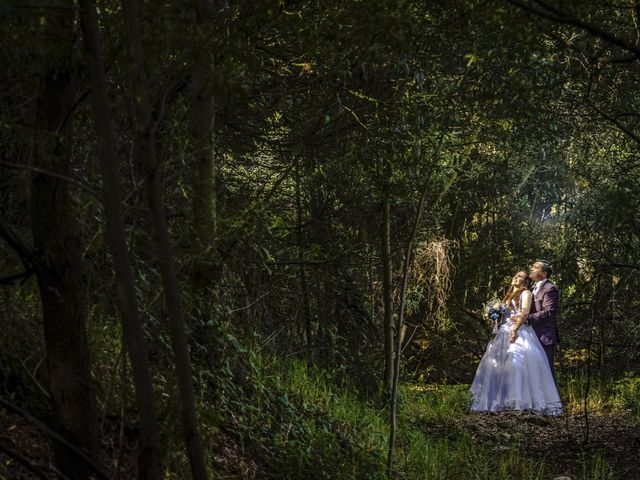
486, 300, 508, 333
487, 302, 507, 321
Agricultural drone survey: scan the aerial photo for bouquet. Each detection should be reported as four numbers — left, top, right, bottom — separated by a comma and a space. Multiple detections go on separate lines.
486, 300, 508, 334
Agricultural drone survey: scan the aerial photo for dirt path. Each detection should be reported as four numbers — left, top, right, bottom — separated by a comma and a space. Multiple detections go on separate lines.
421, 410, 640, 479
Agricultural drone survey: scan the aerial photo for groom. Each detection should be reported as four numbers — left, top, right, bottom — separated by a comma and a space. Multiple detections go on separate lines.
527, 260, 559, 377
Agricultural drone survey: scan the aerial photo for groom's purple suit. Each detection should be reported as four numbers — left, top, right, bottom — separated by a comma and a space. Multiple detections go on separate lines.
527, 279, 559, 373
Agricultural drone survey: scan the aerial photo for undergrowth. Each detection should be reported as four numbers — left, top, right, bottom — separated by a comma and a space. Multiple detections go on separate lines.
559, 371, 640, 420
187, 337, 622, 479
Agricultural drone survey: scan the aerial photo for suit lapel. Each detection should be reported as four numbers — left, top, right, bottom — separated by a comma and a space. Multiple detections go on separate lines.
534, 280, 547, 306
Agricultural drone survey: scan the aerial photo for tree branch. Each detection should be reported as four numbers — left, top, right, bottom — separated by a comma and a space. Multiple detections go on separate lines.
0, 214, 35, 270
0, 440, 52, 480
506, 0, 640, 58
586, 101, 640, 144
0, 160, 101, 199
0, 270, 34, 285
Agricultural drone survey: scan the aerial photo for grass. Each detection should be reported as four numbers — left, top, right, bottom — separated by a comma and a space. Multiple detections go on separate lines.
396, 384, 546, 480
396, 430, 546, 480
559, 370, 640, 419
205, 353, 626, 479
561, 373, 613, 413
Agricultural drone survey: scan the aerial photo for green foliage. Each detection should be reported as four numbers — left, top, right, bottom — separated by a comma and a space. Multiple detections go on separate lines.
4, 0, 640, 477
560, 373, 614, 414
400, 384, 472, 423
196, 346, 619, 479
612, 373, 640, 421
398, 432, 545, 480
0, 285, 48, 410
554, 371, 640, 425
396, 384, 545, 479
584, 455, 616, 480
216, 351, 386, 479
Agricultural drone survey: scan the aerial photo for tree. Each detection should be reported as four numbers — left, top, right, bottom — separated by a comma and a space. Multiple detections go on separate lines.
29, 2, 101, 477
120, 0, 209, 476
190, 0, 219, 292
77, 0, 162, 477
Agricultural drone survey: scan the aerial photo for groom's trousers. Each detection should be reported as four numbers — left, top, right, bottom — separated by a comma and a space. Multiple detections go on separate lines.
543, 344, 556, 380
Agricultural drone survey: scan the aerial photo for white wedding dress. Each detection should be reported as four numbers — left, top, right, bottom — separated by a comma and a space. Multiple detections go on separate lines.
470, 295, 563, 416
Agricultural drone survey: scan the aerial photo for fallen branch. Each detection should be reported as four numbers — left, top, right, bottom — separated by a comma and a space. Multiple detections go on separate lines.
0, 397, 109, 480
0, 438, 54, 480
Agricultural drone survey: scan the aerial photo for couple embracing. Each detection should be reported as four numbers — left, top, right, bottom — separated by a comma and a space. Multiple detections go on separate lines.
470, 260, 563, 416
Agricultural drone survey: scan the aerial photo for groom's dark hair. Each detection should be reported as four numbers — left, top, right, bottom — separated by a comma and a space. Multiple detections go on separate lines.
537, 259, 553, 278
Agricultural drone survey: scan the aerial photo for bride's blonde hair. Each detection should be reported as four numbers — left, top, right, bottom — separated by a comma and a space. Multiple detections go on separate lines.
501, 271, 532, 309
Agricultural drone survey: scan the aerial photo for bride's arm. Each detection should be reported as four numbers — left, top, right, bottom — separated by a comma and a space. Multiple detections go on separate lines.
510, 291, 532, 342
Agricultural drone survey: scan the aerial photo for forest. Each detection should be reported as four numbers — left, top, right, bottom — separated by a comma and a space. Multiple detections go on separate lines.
1, 0, 640, 478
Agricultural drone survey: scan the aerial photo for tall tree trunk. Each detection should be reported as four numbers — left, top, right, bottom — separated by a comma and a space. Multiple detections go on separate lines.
308, 156, 332, 363
295, 157, 312, 362
120, 0, 209, 477
77, 1, 162, 478
30, 4, 100, 477
386, 183, 429, 478
381, 179, 394, 392
599, 281, 610, 383
190, 0, 218, 292
584, 269, 602, 444
386, 131, 444, 477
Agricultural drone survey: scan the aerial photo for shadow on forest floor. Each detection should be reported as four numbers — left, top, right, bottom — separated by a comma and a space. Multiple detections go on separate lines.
418, 410, 640, 479
0, 403, 138, 480
2, 400, 639, 479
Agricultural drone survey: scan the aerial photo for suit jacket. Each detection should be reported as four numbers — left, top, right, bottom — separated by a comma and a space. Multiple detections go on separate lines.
528, 279, 559, 346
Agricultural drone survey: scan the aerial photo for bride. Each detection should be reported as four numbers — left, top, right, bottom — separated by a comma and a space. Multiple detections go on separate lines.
470, 270, 562, 415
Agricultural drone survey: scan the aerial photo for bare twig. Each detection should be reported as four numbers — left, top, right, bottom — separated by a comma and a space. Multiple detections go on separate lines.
586, 101, 640, 144
506, 0, 640, 58
0, 160, 101, 199
411, 238, 456, 329
0, 439, 52, 480
17, 356, 49, 400
229, 293, 269, 313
